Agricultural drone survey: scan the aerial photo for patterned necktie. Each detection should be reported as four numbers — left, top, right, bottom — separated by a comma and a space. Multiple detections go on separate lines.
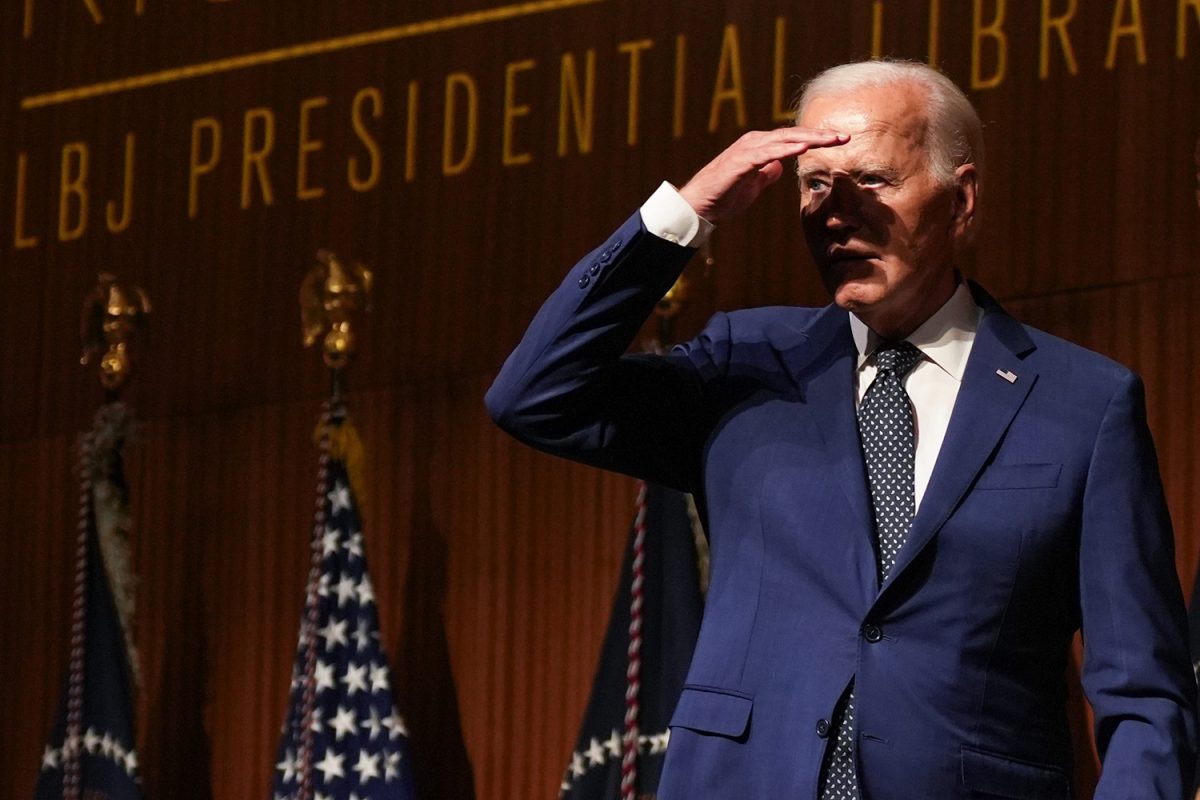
819, 341, 923, 800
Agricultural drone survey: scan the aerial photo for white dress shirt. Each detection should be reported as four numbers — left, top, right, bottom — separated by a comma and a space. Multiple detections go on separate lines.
640, 182, 982, 510
850, 284, 980, 509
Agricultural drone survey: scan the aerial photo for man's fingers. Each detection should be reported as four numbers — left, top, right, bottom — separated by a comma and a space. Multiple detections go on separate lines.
757, 160, 785, 185
678, 128, 849, 222
736, 130, 850, 173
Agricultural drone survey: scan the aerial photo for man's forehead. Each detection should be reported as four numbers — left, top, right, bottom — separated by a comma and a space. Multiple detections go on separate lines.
798, 83, 930, 143
795, 122, 925, 175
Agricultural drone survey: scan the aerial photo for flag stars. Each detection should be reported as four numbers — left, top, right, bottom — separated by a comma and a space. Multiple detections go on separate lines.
334, 574, 358, 608
344, 531, 364, 560
342, 662, 369, 695
370, 662, 389, 692
384, 749, 403, 781
318, 618, 349, 651
604, 729, 621, 758
352, 749, 382, 782
353, 620, 372, 652
314, 659, 336, 692
321, 526, 342, 557
331, 704, 358, 741
272, 463, 414, 798
584, 736, 606, 766
41, 745, 59, 770
382, 709, 408, 739
362, 707, 384, 741
328, 483, 352, 514
315, 747, 346, 782
568, 751, 586, 777
276, 748, 298, 783
356, 575, 375, 605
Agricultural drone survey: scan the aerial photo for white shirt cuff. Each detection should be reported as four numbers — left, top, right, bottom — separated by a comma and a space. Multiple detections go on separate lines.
639, 181, 715, 248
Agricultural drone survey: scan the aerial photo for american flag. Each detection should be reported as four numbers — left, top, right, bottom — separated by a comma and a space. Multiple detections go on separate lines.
270, 416, 416, 800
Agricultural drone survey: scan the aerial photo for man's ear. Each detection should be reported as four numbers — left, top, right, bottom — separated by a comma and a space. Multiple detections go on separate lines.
951, 163, 979, 235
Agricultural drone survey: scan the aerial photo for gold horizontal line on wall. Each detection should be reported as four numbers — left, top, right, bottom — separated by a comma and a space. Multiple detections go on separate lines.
20, 0, 606, 111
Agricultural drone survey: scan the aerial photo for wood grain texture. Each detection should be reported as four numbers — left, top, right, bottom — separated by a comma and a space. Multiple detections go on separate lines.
1, 1, 1197, 797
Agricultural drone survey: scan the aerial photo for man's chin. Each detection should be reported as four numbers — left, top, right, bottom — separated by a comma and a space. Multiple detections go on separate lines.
830, 281, 883, 313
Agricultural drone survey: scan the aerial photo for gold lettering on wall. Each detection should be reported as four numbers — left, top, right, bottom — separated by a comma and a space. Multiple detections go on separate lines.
404, 82, 418, 183
972, 0, 1008, 89
14, 153, 39, 249
772, 17, 792, 123
106, 132, 135, 234
297, 96, 328, 201
349, 87, 383, 191
619, 39, 653, 146
557, 50, 595, 156
871, 1, 884, 59
1040, 0, 1079, 78
928, 0, 941, 65
23, 0, 33, 38
241, 107, 276, 209
1180, 0, 1200, 58
673, 34, 687, 140
59, 142, 89, 241
709, 23, 746, 132
80, 0, 103, 24
503, 59, 536, 166
443, 72, 478, 176
1107, 0, 1147, 68
188, 117, 222, 219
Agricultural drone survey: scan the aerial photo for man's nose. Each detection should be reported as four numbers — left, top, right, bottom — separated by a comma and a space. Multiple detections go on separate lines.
820, 177, 864, 231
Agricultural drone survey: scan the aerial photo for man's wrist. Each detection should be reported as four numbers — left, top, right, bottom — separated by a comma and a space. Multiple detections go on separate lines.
639, 181, 715, 248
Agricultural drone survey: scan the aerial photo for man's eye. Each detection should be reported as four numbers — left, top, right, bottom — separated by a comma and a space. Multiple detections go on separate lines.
806, 178, 829, 192
859, 174, 887, 187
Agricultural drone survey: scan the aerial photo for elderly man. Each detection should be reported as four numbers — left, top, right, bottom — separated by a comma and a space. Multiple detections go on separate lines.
486, 60, 1196, 799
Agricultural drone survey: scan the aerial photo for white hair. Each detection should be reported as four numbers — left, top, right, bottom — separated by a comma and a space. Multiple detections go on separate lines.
794, 59, 984, 189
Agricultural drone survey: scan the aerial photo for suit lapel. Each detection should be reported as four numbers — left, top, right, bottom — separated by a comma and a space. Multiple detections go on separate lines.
876, 287, 1039, 598
773, 307, 878, 599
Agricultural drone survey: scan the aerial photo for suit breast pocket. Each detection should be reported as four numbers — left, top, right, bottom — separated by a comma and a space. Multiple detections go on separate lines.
669, 685, 753, 740
973, 463, 1062, 491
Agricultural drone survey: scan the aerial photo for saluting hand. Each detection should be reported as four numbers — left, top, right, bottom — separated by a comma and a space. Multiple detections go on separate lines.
678, 127, 849, 223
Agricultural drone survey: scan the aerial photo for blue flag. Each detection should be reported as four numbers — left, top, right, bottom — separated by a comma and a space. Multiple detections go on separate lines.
559, 482, 705, 800
270, 416, 416, 800
36, 402, 144, 800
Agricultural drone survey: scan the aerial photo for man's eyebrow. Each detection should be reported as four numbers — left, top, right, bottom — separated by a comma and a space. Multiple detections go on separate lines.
797, 164, 900, 180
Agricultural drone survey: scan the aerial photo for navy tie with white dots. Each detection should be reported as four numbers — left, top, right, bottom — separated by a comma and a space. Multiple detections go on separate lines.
818, 341, 923, 800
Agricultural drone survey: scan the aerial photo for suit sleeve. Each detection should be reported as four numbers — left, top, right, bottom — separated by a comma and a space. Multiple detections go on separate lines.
485, 212, 732, 494
1079, 371, 1199, 798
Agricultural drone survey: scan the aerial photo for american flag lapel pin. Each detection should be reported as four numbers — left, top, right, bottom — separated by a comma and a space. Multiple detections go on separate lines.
996, 368, 1018, 383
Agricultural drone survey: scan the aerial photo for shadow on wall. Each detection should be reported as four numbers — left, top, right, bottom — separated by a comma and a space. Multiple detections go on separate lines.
394, 419, 477, 800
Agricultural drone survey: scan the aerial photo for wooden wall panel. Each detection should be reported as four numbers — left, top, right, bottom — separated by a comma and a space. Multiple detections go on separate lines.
2, 2, 1198, 798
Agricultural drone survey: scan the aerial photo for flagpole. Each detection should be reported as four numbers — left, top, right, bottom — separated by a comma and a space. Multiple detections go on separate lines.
56, 274, 149, 800
295, 250, 372, 800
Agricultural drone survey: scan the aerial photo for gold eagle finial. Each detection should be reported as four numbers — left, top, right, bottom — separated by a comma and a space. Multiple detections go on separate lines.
300, 249, 373, 370
80, 273, 151, 392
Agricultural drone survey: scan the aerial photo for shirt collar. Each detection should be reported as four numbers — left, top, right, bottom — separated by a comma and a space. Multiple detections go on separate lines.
849, 282, 981, 381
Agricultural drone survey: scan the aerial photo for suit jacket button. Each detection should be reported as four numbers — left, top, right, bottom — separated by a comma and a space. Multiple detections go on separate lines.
589, 263, 601, 276
578, 274, 591, 288
816, 719, 831, 737
863, 623, 883, 643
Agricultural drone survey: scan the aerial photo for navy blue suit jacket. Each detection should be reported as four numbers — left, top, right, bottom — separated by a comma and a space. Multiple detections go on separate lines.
486, 213, 1197, 798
